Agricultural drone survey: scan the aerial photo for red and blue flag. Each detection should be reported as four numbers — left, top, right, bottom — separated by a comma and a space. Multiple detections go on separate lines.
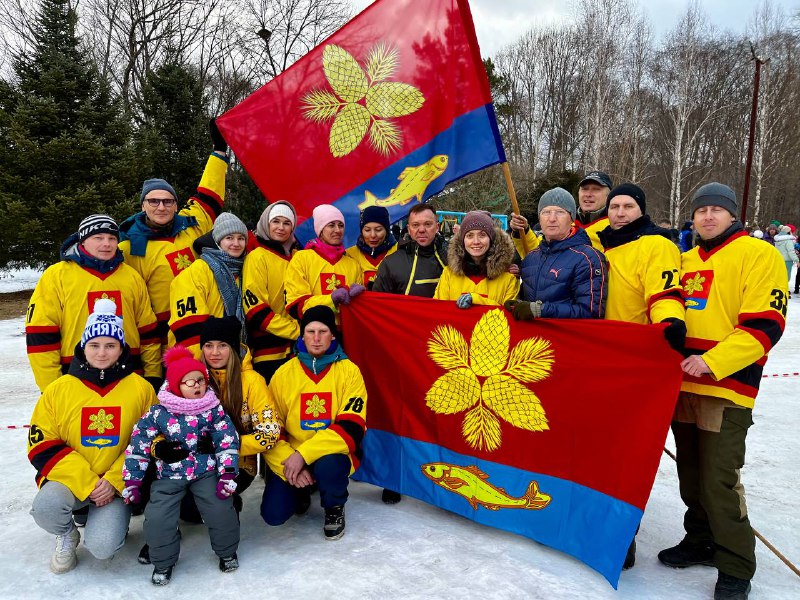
217, 0, 505, 247
341, 293, 683, 587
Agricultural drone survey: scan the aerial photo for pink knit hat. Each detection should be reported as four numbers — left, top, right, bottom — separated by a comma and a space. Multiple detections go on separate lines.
163, 345, 208, 394
313, 204, 345, 236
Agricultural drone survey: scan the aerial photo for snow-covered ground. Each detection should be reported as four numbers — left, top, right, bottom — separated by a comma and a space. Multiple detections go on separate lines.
1, 281, 798, 599
0, 268, 43, 292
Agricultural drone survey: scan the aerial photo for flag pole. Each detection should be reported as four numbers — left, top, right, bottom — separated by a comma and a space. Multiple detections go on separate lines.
502, 162, 528, 255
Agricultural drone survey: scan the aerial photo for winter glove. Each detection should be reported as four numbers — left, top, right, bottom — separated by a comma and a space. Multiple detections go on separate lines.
456, 293, 473, 309
505, 300, 542, 321
122, 480, 143, 505
216, 473, 238, 500
331, 286, 351, 306
349, 283, 366, 298
152, 440, 190, 464
209, 117, 228, 154
662, 318, 687, 353
196, 434, 215, 455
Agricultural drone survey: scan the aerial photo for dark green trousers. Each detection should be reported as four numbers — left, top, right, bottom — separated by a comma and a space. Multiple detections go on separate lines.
672, 406, 756, 580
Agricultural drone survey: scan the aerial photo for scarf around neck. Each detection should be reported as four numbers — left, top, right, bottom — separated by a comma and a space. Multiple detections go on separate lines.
200, 247, 246, 330
119, 212, 198, 256
305, 238, 346, 262
296, 339, 347, 375
60, 232, 124, 274
157, 387, 220, 415
356, 233, 396, 258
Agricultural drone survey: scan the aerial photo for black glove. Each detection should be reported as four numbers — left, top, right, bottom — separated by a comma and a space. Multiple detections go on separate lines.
196, 433, 215, 454
209, 117, 228, 154
662, 318, 687, 352
153, 440, 190, 463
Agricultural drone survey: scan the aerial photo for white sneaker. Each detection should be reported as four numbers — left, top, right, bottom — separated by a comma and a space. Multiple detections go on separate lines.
50, 528, 80, 574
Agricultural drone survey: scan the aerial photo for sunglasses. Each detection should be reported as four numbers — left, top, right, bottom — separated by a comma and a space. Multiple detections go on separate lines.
180, 377, 206, 388
144, 198, 177, 208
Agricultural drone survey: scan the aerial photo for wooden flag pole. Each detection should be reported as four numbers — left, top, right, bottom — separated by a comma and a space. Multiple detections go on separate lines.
502, 162, 528, 255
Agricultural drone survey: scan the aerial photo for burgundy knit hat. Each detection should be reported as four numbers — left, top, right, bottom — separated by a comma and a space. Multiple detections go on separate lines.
460, 210, 496, 241
163, 345, 208, 394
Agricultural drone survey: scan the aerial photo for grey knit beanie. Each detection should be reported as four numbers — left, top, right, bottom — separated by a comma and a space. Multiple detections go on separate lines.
212, 212, 249, 244
538, 188, 576, 219
690, 183, 738, 217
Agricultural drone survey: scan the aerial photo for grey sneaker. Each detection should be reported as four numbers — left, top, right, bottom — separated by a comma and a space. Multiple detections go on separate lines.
50, 528, 80, 574
323, 505, 345, 540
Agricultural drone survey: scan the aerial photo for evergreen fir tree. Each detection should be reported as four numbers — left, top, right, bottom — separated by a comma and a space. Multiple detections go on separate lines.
0, 0, 137, 269
135, 53, 209, 204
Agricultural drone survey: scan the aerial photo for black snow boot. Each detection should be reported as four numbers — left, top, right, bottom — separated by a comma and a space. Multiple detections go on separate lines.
138, 544, 150, 565
658, 539, 714, 568
714, 572, 751, 599
295, 489, 312, 515
219, 553, 239, 573
382, 489, 402, 504
151, 565, 173, 586
323, 505, 346, 540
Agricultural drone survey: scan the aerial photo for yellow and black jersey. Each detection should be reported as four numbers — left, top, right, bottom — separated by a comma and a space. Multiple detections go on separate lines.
603, 234, 684, 324
680, 231, 786, 407
119, 153, 227, 344
345, 244, 397, 288
284, 248, 363, 319
264, 356, 367, 480
26, 262, 161, 392
28, 372, 155, 499
241, 245, 299, 365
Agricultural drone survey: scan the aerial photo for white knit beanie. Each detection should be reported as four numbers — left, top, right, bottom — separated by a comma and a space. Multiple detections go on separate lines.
81, 299, 124, 348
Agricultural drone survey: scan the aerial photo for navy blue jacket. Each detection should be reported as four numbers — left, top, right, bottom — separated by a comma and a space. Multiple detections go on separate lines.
520, 228, 607, 319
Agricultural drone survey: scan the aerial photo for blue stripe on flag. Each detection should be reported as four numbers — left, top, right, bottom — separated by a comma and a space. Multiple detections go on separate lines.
295, 103, 505, 247
354, 429, 641, 588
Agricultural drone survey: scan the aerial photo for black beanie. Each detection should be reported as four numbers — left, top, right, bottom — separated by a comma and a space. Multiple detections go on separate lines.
360, 205, 391, 231
200, 316, 241, 351
607, 183, 646, 214
300, 305, 338, 338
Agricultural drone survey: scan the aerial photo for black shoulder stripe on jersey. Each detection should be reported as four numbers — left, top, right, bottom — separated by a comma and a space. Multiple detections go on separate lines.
334, 418, 365, 451
739, 317, 783, 349
30, 442, 70, 472
194, 191, 223, 218
26, 331, 61, 347
247, 305, 273, 329
173, 322, 204, 345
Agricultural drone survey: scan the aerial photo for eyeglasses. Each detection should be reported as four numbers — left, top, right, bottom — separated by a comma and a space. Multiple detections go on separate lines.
144, 198, 177, 208
540, 209, 571, 219
180, 377, 206, 388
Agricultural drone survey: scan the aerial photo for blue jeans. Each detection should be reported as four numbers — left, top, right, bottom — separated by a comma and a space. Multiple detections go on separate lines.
260, 453, 350, 526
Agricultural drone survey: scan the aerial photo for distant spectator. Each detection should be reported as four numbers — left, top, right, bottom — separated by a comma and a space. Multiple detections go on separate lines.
679, 221, 694, 252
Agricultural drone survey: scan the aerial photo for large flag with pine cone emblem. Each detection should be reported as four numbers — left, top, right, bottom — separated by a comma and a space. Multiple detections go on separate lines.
217, 0, 504, 247
341, 293, 684, 587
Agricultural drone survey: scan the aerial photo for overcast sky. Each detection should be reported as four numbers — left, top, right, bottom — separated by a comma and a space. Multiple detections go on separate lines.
352, 0, 800, 57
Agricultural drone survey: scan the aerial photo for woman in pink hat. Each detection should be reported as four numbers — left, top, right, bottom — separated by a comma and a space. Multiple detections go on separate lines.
284, 204, 364, 323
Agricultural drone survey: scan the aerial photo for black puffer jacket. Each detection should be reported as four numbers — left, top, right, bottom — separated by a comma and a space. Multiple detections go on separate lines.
372, 234, 448, 298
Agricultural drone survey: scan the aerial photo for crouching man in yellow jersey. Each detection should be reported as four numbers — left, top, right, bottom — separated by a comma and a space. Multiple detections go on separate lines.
657, 183, 787, 600
260, 306, 367, 540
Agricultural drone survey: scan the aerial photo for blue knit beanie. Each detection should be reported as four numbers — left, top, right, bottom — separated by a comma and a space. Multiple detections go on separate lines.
360, 206, 391, 231
140, 178, 177, 202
